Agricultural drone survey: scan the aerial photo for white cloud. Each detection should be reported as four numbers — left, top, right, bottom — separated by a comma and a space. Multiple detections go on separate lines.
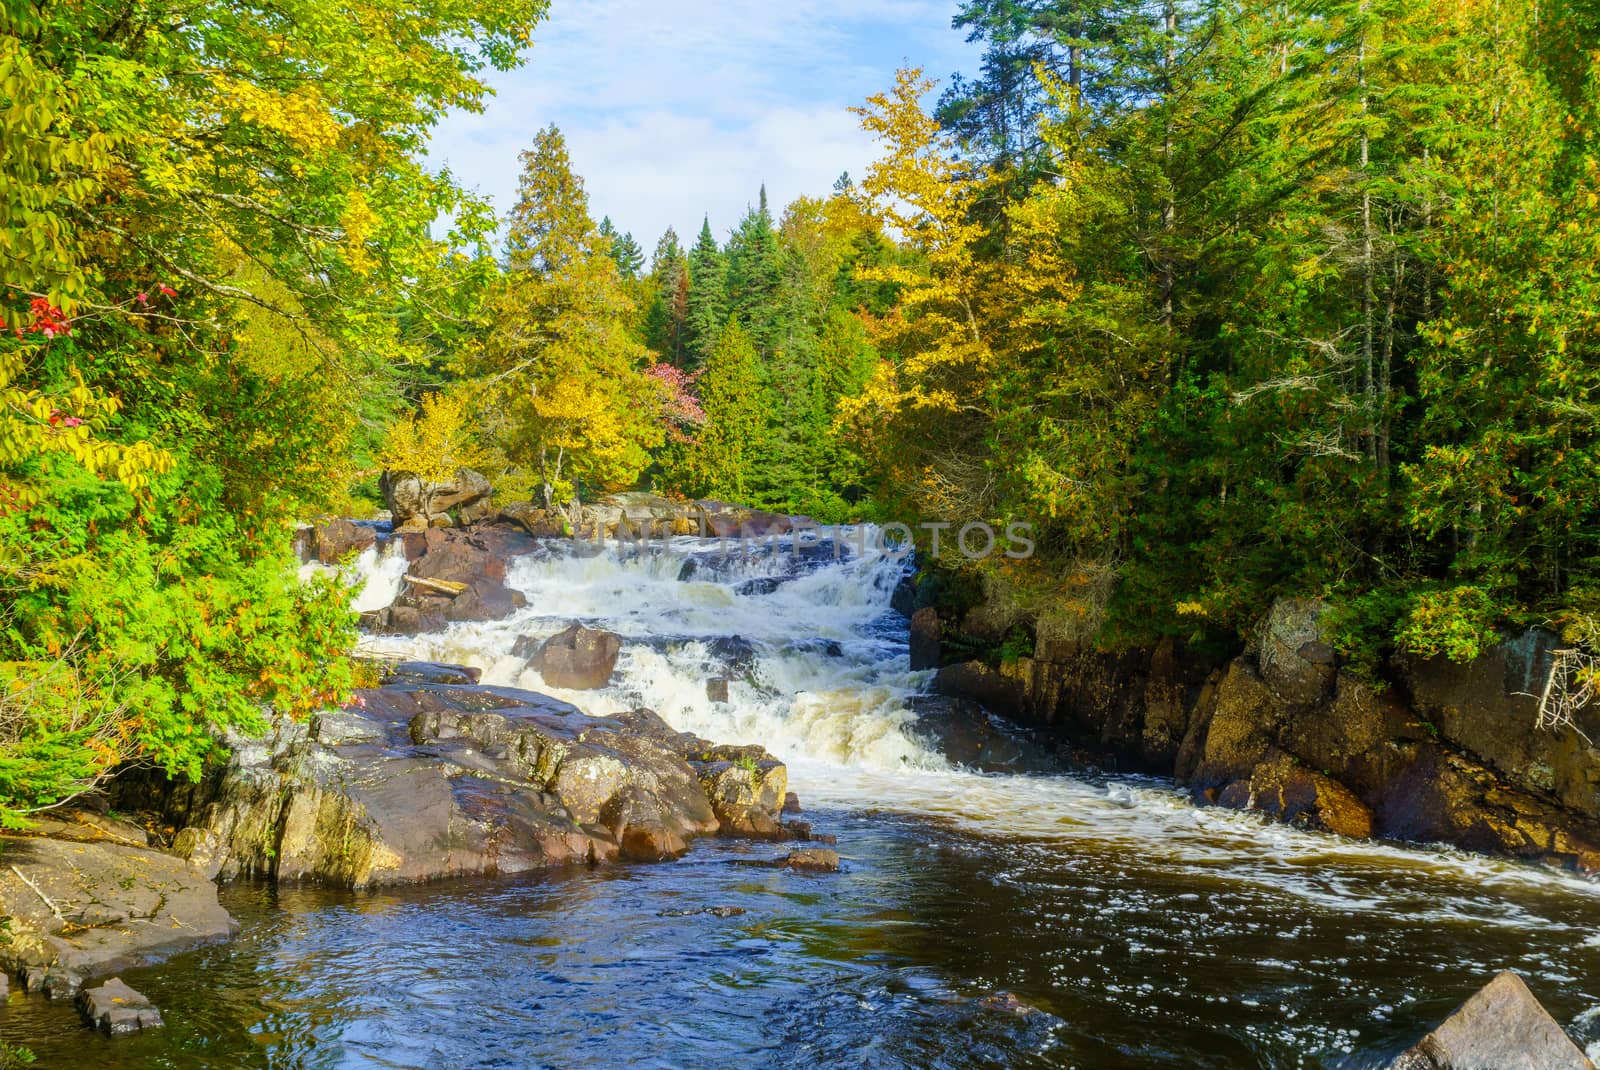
425, 0, 976, 245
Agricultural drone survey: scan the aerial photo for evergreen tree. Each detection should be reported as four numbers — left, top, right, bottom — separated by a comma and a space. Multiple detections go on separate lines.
685, 319, 769, 502
643, 227, 690, 366
684, 217, 727, 366
725, 186, 785, 358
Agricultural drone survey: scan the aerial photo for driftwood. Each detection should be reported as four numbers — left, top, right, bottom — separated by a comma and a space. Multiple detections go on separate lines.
403, 574, 467, 597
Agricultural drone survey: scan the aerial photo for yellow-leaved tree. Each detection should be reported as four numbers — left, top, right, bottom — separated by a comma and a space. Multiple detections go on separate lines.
840, 68, 1083, 526
475, 126, 661, 513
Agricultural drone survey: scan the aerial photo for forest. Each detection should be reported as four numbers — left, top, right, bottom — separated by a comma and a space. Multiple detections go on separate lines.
4, 0, 1600, 820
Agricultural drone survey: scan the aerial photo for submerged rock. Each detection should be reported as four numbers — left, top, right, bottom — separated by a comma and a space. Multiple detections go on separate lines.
78, 978, 163, 1036
528, 622, 623, 690
0, 836, 237, 991
1388, 971, 1593, 1070
772, 847, 840, 873
908, 694, 1060, 774
144, 669, 789, 888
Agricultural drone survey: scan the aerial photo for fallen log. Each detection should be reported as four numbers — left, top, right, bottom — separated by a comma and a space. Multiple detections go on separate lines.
403, 574, 467, 597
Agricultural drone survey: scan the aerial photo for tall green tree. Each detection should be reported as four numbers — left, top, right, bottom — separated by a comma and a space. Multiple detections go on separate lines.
684, 217, 728, 366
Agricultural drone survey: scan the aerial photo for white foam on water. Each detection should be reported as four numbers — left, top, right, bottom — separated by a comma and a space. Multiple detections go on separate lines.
301, 539, 411, 614
356, 531, 1600, 917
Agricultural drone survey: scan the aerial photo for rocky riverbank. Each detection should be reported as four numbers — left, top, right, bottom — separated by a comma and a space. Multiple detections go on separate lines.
917, 590, 1600, 873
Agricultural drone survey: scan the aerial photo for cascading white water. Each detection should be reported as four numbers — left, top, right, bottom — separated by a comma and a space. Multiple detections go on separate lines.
302, 539, 411, 614
347, 530, 1600, 919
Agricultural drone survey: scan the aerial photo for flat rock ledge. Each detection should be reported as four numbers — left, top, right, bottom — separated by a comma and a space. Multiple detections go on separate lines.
0, 835, 237, 998
139, 662, 797, 888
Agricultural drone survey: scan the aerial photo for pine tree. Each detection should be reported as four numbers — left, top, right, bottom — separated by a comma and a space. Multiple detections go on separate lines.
481, 126, 662, 512
643, 227, 690, 366
725, 186, 784, 358
686, 319, 770, 502
684, 217, 727, 366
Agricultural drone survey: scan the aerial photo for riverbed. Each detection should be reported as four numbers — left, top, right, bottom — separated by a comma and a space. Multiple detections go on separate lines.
7, 532, 1600, 1068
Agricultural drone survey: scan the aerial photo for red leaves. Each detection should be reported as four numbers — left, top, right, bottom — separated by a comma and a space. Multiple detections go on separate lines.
17, 297, 71, 338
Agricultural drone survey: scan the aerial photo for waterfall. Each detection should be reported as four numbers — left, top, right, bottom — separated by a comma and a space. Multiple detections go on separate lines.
342, 530, 1600, 909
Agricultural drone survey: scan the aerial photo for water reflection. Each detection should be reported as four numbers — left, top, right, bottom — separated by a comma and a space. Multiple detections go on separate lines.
5, 808, 1600, 1069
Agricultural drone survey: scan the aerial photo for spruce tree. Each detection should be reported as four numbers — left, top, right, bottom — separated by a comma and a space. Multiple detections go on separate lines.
684, 217, 727, 366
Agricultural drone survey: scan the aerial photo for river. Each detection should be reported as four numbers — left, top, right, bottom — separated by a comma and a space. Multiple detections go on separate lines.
7, 530, 1600, 1068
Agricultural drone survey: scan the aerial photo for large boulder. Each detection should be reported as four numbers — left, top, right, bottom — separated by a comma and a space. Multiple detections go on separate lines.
528, 622, 623, 690
1388, 971, 1594, 1070
0, 836, 237, 996
380, 467, 493, 531
141, 669, 788, 888
1253, 597, 1338, 705
297, 517, 378, 565
363, 524, 533, 635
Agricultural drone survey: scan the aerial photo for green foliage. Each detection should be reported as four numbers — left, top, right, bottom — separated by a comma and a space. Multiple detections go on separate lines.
0, 0, 547, 822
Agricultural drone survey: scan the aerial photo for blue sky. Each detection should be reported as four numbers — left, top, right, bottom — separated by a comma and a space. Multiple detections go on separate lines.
425, 0, 978, 254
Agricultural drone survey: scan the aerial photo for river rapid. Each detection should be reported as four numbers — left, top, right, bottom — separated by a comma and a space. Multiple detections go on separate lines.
8, 530, 1600, 1069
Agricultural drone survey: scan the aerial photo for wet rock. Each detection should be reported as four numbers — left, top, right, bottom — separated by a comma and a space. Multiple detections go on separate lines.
706, 635, 759, 674
657, 905, 746, 918
140, 675, 782, 888
0, 837, 237, 987
1388, 971, 1593, 1070
380, 467, 493, 530
908, 695, 1060, 774
773, 847, 839, 873
684, 743, 788, 838
909, 606, 941, 670
1211, 747, 1374, 839
734, 576, 793, 596
373, 524, 534, 635
706, 677, 730, 703
529, 622, 623, 690
978, 991, 1040, 1017
78, 978, 163, 1036
385, 660, 482, 686
783, 791, 802, 814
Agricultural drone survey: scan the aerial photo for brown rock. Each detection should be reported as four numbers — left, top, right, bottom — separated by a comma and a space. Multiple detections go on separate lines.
909, 606, 941, 670
380, 467, 492, 530
529, 622, 623, 690
706, 677, 730, 703
1214, 748, 1374, 839
1388, 971, 1593, 1070
775, 847, 839, 872
305, 517, 378, 564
